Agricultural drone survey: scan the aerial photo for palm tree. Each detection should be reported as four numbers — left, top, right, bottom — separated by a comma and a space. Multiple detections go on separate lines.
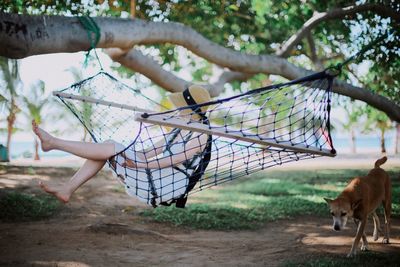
21, 80, 51, 160
0, 57, 21, 161
340, 103, 363, 154
68, 67, 94, 141
363, 107, 393, 154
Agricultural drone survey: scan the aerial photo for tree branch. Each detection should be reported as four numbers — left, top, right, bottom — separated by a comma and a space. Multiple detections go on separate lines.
1, 12, 399, 122
106, 48, 251, 97
276, 4, 400, 57
306, 32, 324, 71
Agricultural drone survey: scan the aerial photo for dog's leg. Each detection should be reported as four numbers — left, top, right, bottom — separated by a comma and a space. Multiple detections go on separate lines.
361, 233, 369, 251
355, 219, 369, 251
372, 212, 381, 241
348, 218, 366, 257
382, 177, 392, 244
382, 200, 391, 244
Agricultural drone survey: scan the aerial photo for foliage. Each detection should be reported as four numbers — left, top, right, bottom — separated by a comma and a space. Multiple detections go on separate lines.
68, 66, 94, 141
21, 80, 48, 124
346, 9, 400, 106
1, 1, 398, 102
362, 106, 393, 134
141, 167, 400, 230
0, 191, 61, 222
0, 57, 21, 116
0, 57, 22, 160
21, 80, 55, 159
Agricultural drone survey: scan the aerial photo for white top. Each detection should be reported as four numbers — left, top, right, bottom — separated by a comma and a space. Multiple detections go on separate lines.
110, 129, 202, 206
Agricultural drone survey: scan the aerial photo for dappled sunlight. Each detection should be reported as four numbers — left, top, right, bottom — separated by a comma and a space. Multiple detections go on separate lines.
281, 216, 400, 257
31, 261, 91, 267
294, 195, 326, 203
0, 174, 36, 188
315, 183, 342, 192
260, 178, 281, 184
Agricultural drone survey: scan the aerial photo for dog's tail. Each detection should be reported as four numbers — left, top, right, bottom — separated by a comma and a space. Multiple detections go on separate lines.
374, 156, 387, 168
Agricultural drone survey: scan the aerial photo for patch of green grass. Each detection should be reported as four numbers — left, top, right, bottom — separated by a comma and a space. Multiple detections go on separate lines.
283, 251, 400, 267
141, 167, 400, 230
26, 166, 36, 175
0, 191, 61, 222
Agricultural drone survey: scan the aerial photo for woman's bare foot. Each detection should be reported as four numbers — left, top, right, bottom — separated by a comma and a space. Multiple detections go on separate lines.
39, 181, 71, 204
32, 120, 55, 152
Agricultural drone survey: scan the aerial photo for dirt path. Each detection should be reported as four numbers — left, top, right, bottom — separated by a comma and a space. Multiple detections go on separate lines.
0, 166, 399, 267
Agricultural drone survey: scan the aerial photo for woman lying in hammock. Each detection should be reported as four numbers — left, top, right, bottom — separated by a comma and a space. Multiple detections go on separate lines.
34, 85, 211, 206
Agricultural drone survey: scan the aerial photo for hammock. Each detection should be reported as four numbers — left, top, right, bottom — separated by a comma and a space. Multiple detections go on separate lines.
54, 70, 336, 207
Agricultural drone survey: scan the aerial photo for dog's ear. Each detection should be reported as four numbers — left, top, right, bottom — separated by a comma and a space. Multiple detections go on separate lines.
352, 199, 362, 210
323, 198, 332, 204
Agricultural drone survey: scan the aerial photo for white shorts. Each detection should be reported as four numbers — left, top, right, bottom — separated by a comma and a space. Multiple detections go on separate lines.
110, 141, 189, 206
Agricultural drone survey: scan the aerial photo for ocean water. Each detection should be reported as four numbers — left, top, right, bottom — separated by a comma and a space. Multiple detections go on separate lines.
3, 134, 396, 159
333, 136, 395, 149
6, 141, 69, 159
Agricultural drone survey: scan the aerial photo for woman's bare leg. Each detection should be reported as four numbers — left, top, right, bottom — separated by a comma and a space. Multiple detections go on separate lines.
32, 121, 115, 160
39, 159, 107, 203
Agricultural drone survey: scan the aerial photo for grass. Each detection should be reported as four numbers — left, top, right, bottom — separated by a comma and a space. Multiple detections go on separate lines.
283, 251, 400, 267
0, 191, 61, 222
141, 167, 400, 230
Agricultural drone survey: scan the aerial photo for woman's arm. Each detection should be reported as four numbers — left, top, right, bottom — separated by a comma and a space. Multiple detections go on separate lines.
123, 134, 208, 169
135, 137, 166, 160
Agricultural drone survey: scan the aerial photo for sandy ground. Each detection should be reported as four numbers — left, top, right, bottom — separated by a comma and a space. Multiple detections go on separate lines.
0, 156, 399, 267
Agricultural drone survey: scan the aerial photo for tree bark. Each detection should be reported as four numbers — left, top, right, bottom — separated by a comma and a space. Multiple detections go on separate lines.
106, 48, 251, 96
6, 113, 15, 162
34, 137, 40, 160
130, 0, 136, 18
1, 12, 399, 122
380, 128, 386, 154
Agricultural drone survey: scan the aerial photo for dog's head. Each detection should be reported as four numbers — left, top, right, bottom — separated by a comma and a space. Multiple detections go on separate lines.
324, 197, 361, 231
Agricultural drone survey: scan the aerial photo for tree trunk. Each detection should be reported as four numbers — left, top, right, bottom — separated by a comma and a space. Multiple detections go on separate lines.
395, 122, 400, 154
380, 128, 386, 154
6, 113, 15, 162
130, 0, 136, 18
34, 137, 40, 160
350, 128, 356, 154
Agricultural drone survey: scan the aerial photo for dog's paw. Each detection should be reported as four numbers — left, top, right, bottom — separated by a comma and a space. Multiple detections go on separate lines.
361, 244, 369, 251
382, 238, 390, 244
347, 251, 357, 258
373, 232, 379, 241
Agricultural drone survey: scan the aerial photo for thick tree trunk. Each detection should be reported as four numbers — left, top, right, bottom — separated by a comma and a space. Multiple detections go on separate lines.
1, 13, 399, 122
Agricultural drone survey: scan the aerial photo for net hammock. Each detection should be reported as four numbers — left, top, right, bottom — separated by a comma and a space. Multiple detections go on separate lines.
54, 70, 336, 208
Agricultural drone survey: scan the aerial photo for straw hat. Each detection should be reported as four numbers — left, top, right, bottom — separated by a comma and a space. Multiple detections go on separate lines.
168, 85, 211, 114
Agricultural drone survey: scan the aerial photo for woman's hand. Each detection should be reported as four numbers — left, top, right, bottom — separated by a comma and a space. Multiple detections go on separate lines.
122, 159, 137, 168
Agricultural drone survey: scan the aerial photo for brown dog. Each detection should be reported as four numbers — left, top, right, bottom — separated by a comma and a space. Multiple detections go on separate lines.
324, 156, 391, 257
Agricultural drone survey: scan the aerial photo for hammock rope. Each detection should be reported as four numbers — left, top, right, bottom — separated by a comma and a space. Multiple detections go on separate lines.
78, 16, 103, 69
55, 16, 388, 208
54, 69, 336, 207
